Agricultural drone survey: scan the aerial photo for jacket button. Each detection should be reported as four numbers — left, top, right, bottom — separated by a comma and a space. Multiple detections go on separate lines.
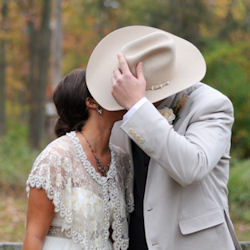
135, 135, 141, 140
128, 128, 134, 134
139, 138, 145, 144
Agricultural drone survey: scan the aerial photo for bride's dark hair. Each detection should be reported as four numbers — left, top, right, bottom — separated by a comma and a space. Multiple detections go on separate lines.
53, 69, 92, 137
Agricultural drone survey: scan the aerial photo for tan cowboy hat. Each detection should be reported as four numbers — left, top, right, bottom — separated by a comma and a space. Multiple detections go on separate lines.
86, 25, 206, 111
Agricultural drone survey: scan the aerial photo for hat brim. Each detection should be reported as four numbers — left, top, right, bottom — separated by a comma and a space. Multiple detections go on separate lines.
86, 26, 206, 111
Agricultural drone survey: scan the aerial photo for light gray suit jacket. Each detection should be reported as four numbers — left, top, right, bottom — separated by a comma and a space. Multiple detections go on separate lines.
111, 83, 241, 250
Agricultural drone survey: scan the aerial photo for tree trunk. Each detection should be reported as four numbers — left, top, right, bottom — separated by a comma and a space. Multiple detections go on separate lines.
168, 0, 207, 46
45, 0, 62, 141
51, 0, 62, 89
219, 0, 237, 39
0, 0, 8, 137
28, 0, 52, 149
95, 0, 107, 38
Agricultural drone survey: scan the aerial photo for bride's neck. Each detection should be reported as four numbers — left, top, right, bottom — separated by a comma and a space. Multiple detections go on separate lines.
80, 118, 113, 155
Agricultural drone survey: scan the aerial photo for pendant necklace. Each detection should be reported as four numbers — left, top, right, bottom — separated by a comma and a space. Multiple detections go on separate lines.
80, 132, 110, 176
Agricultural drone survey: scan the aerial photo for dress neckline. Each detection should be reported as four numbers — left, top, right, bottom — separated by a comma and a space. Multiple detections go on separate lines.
67, 131, 117, 185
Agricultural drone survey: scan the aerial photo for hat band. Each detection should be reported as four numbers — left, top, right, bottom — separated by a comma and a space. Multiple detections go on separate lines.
147, 80, 170, 91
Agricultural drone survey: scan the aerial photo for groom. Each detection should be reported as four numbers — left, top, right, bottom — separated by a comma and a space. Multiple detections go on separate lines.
86, 26, 241, 250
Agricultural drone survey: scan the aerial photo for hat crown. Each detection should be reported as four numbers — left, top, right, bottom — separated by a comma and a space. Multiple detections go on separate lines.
86, 25, 206, 111
121, 31, 176, 90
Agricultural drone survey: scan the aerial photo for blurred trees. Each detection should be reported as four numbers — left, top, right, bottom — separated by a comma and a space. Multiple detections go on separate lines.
26, 0, 52, 149
0, 0, 8, 136
51, 0, 62, 89
118, 0, 210, 46
217, 0, 250, 40
0, 0, 249, 155
83, 0, 121, 39
204, 41, 250, 158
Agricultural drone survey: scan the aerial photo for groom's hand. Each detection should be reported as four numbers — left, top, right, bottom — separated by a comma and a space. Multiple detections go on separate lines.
112, 53, 146, 110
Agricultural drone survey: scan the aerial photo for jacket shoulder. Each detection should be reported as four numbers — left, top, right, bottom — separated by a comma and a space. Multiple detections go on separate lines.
187, 83, 234, 115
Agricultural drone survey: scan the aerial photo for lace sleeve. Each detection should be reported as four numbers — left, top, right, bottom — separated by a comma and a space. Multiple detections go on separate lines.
26, 137, 74, 225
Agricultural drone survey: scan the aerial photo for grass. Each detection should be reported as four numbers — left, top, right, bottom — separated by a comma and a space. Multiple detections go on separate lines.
0, 122, 38, 189
0, 121, 35, 242
228, 158, 250, 241
0, 191, 27, 242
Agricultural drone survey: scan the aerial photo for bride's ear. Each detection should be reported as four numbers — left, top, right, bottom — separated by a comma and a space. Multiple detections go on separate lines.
86, 97, 98, 110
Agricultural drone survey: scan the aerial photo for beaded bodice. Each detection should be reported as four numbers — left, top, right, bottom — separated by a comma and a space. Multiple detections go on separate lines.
26, 131, 134, 250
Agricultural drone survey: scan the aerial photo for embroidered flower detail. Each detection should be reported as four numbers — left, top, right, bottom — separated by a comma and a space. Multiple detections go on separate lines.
159, 107, 176, 124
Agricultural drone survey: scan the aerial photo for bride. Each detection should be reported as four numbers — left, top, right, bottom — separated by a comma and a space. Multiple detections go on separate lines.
23, 69, 134, 250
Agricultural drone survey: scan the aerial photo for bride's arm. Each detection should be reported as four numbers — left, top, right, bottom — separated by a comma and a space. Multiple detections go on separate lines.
22, 188, 55, 250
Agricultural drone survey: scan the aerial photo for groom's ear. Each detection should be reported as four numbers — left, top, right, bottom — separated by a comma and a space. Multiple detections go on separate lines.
86, 97, 98, 110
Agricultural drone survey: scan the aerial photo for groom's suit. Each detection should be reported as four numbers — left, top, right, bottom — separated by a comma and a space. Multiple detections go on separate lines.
111, 83, 241, 250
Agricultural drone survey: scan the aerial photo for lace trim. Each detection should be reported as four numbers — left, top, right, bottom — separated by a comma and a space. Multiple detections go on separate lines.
67, 131, 117, 185
26, 145, 73, 225
67, 131, 113, 242
27, 174, 112, 249
26, 176, 73, 224
26, 132, 132, 249
67, 131, 130, 249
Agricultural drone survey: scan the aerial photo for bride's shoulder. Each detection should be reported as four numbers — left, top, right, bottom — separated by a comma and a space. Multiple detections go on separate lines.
48, 133, 73, 150
34, 133, 75, 164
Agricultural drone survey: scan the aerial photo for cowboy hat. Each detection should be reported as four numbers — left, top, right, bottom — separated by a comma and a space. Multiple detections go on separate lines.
86, 25, 206, 111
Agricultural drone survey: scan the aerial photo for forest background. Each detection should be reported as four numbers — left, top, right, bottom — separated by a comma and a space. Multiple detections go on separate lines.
0, 0, 249, 242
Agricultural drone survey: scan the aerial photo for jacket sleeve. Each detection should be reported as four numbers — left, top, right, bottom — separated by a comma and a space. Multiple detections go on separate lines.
121, 95, 234, 187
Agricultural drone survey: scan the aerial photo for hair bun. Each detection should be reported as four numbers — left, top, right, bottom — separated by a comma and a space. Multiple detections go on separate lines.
55, 117, 71, 137
53, 69, 92, 137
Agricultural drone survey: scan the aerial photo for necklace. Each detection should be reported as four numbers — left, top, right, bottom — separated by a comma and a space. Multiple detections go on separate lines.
80, 132, 110, 176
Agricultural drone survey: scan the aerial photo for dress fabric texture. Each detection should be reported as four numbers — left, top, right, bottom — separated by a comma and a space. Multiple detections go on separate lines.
26, 131, 134, 250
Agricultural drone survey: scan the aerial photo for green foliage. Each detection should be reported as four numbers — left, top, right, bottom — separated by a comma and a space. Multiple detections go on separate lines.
119, 0, 209, 46
229, 159, 250, 222
203, 41, 250, 158
0, 120, 38, 188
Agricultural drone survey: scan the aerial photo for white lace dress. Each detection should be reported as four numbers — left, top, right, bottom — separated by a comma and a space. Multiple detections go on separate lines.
26, 131, 134, 250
